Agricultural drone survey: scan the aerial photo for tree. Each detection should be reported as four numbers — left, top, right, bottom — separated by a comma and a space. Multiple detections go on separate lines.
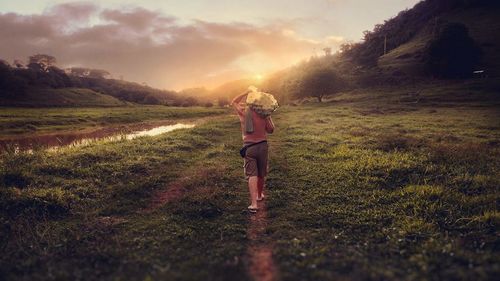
425, 22, 482, 78
67, 67, 90, 77
28, 54, 57, 71
47, 66, 72, 88
183, 96, 198, 107
0, 62, 27, 95
13, 59, 24, 68
27, 62, 45, 72
296, 67, 347, 102
143, 95, 161, 105
88, 69, 111, 79
67, 67, 110, 79
217, 97, 229, 107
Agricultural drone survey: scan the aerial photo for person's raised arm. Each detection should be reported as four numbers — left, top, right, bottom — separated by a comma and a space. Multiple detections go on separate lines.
265, 116, 275, 134
231, 92, 249, 116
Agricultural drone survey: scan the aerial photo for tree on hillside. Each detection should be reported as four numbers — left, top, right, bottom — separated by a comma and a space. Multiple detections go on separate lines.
217, 97, 229, 107
425, 22, 482, 78
183, 96, 198, 107
67, 67, 110, 79
67, 67, 90, 77
28, 54, 57, 71
47, 66, 72, 88
13, 59, 24, 68
0, 61, 27, 95
143, 95, 161, 105
88, 69, 111, 79
296, 67, 347, 102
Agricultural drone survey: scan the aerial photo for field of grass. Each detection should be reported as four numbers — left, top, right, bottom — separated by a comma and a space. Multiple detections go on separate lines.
0, 85, 499, 280
0, 106, 226, 136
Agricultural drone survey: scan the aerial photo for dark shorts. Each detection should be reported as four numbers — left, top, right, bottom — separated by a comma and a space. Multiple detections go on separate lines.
244, 141, 268, 178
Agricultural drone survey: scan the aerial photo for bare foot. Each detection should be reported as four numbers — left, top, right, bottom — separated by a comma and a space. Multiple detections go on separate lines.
248, 205, 258, 213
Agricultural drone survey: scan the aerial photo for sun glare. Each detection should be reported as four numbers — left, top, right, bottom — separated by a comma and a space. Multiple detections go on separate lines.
254, 74, 264, 81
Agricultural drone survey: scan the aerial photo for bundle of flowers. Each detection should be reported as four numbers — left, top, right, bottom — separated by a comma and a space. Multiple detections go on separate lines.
245, 86, 279, 117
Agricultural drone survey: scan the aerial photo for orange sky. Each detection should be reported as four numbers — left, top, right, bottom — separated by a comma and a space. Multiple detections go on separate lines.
0, 0, 420, 90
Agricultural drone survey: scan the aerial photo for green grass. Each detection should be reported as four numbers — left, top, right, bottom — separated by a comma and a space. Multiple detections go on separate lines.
1, 115, 250, 280
266, 104, 499, 280
0, 106, 226, 136
0, 88, 128, 107
0, 85, 499, 280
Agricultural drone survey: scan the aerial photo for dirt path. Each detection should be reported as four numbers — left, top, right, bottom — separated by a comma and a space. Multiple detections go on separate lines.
141, 175, 192, 213
140, 164, 227, 213
246, 199, 279, 281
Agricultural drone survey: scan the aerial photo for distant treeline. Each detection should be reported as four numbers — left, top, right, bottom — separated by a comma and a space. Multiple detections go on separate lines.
0, 55, 211, 106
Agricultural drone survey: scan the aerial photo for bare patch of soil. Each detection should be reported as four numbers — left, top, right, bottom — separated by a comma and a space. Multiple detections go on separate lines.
246, 200, 278, 281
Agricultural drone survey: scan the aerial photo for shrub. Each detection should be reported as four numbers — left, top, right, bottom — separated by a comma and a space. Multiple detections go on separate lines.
425, 23, 482, 78
296, 66, 347, 102
183, 97, 198, 107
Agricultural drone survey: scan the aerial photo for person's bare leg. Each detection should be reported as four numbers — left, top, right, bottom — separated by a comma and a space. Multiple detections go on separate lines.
257, 177, 265, 200
248, 176, 259, 209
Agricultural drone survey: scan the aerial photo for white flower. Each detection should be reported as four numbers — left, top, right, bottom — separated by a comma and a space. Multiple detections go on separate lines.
245, 86, 279, 117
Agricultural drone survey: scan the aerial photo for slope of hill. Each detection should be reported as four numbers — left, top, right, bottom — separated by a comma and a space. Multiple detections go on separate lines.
207, 78, 262, 100
0, 60, 184, 107
247, 0, 500, 103
74, 77, 180, 105
378, 3, 500, 78
0, 88, 127, 107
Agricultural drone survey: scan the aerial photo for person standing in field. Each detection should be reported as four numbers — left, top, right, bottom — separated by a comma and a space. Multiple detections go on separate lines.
231, 90, 275, 213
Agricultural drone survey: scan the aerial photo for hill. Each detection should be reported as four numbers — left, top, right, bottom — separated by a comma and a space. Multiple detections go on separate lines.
377, 1, 500, 79
0, 59, 186, 107
73, 77, 179, 105
248, 0, 500, 103
0, 88, 127, 107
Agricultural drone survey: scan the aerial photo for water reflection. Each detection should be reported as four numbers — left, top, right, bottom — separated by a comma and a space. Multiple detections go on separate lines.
0, 123, 195, 153
125, 123, 195, 139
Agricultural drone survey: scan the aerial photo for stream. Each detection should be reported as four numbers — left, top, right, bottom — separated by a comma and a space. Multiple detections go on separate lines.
0, 122, 195, 152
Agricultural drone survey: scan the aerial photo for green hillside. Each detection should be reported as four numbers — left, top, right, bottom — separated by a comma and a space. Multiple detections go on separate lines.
243, 0, 500, 104
379, 4, 500, 78
0, 88, 127, 107
0, 61, 183, 107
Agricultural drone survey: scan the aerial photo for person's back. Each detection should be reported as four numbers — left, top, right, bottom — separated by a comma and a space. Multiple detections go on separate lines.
238, 109, 274, 144
231, 91, 275, 213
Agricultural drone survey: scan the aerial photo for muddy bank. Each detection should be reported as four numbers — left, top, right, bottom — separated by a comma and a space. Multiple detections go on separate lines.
0, 120, 196, 152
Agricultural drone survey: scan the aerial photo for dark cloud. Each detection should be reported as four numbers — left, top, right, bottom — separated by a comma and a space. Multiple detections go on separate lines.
0, 2, 343, 89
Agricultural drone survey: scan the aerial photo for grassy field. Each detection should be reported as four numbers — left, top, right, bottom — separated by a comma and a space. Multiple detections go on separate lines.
0, 106, 226, 136
0, 85, 499, 280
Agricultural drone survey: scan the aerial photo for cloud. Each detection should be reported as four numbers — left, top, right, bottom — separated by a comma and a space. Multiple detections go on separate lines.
46, 2, 98, 23
0, 2, 344, 89
101, 7, 176, 31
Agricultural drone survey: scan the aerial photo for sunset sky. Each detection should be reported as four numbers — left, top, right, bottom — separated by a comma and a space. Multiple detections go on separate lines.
0, 0, 420, 90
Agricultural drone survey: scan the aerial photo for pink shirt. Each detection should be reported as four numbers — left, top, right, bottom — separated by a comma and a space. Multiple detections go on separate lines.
233, 103, 274, 143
